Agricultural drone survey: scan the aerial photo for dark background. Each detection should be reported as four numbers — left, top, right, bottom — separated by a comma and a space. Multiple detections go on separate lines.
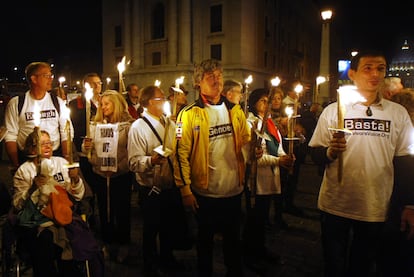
0, 1, 102, 80
321, 0, 413, 59
0, 0, 412, 81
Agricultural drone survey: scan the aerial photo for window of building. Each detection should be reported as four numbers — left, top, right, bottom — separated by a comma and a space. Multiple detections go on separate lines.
115, 25, 122, 47
210, 5, 222, 33
211, 44, 222, 60
152, 3, 165, 39
152, 52, 161, 65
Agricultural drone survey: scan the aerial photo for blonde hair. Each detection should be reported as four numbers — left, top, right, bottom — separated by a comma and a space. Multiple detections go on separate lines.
94, 90, 129, 123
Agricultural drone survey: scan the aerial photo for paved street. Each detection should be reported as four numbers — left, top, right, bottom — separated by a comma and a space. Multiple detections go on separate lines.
0, 153, 324, 277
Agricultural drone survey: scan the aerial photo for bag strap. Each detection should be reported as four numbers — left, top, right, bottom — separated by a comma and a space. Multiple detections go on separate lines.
18, 92, 60, 116
142, 116, 174, 173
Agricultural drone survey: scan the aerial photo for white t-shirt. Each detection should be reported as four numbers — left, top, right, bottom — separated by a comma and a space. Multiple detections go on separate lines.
191, 102, 242, 197
309, 98, 413, 221
4, 91, 71, 151
13, 156, 85, 210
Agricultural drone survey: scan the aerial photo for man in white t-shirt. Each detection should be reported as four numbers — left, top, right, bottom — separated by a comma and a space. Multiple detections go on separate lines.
308, 50, 414, 277
4, 62, 71, 173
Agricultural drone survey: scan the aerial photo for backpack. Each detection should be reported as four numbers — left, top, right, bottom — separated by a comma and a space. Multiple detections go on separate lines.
18, 92, 60, 116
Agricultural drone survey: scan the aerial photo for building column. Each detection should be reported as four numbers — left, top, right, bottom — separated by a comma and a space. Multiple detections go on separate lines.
178, 0, 191, 64
168, 0, 178, 65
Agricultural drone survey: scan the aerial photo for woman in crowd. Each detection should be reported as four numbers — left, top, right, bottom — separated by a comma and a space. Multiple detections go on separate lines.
269, 87, 291, 229
242, 88, 294, 273
12, 130, 87, 276
82, 90, 134, 263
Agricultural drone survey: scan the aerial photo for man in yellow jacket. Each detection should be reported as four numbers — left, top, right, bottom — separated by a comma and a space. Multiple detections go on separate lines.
174, 59, 251, 277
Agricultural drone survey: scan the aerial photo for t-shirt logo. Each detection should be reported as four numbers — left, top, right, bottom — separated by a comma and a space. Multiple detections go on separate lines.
25, 109, 57, 121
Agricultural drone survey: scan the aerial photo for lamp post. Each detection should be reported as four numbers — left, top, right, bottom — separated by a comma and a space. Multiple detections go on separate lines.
318, 9, 333, 105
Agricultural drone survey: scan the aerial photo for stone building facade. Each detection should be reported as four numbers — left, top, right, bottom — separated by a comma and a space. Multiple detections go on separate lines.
101, 0, 322, 104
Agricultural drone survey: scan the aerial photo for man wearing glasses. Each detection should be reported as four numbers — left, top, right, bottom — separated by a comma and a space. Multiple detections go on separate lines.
128, 85, 186, 276
4, 61, 71, 174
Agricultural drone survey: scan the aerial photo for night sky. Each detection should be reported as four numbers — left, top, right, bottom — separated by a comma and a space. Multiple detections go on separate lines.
321, 0, 413, 58
0, 0, 412, 83
0, 1, 102, 80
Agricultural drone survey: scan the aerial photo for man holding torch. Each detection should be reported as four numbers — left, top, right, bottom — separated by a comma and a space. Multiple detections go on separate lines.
173, 59, 252, 277
308, 49, 414, 277
4, 62, 70, 174
128, 85, 188, 275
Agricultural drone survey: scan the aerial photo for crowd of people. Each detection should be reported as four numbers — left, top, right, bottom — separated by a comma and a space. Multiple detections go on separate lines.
0, 50, 414, 277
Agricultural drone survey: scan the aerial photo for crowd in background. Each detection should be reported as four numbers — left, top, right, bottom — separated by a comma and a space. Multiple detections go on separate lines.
0, 51, 414, 277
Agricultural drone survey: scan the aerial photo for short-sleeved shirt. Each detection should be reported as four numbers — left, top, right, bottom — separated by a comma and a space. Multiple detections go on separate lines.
309, 98, 413, 222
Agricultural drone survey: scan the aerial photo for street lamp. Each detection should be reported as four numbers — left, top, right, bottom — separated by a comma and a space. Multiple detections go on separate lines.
318, 9, 333, 105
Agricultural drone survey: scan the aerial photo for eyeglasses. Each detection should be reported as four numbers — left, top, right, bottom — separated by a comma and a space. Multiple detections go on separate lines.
151, 97, 167, 101
91, 81, 103, 86
40, 141, 53, 147
35, 74, 54, 79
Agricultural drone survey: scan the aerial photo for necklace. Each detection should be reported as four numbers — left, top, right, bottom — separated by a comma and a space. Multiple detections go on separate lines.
366, 106, 373, 116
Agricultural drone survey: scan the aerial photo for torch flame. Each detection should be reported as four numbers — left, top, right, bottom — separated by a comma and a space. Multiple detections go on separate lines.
285, 106, 293, 118
175, 76, 184, 88
271, 76, 281, 87
84, 82, 93, 101
245, 75, 253, 85
117, 56, 126, 74
163, 101, 171, 117
316, 76, 326, 86
337, 85, 366, 105
294, 84, 304, 94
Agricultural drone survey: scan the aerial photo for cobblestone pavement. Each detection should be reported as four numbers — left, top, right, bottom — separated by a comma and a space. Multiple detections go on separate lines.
0, 156, 324, 277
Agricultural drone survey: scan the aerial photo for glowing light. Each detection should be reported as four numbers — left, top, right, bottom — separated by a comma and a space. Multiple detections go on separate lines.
337, 85, 366, 105
285, 106, 293, 118
175, 76, 184, 89
117, 56, 126, 74
294, 83, 304, 94
316, 76, 326, 86
321, 10, 332, 20
271, 76, 281, 87
84, 83, 93, 138
163, 101, 171, 118
58, 76, 66, 87
245, 75, 253, 85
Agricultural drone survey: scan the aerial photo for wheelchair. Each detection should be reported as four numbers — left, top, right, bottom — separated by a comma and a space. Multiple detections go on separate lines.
1, 195, 101, 277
